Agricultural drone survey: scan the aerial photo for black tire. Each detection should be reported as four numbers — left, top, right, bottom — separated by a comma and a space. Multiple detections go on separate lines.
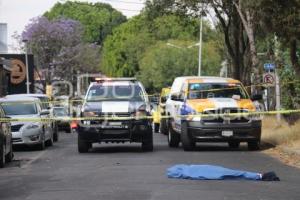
160, 118, 168, 135
142, 130, 153, 152
37, 133, 46, 150
154, 123, 159, 133
248, 140, 260, 151
65, 127, 71, 133
0, 139, 5, 168
228, 141, 240, 149
181, 121, 195, 151
53, 126, 59, 142
5, 141, 13, 163
168, 120, 180, 148
45, 134, 53, 147
78, 135, 90, 153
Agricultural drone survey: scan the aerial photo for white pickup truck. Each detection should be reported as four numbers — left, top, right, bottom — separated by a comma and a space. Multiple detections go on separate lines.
165, 76, 262, 151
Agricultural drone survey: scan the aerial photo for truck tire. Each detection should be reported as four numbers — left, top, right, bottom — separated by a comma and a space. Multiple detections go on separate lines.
142, 129, 153, 152
160, 119, 168, 135
154, 123, 159, 133
248, 140, 260, 151
168, 120, 180, 148
181, 121, 195, 151
228, 141, 240, 149
78, 135, 90, 153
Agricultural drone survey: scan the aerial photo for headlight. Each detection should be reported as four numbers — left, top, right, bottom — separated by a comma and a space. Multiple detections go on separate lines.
26, 124, 40, 129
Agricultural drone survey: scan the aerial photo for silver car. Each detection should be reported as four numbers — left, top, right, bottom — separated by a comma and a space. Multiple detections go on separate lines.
0, 96, 53, 150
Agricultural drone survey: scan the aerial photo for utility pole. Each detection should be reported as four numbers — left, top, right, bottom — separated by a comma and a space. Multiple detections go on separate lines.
23, 39, 30, 94
198, 7, 203, 77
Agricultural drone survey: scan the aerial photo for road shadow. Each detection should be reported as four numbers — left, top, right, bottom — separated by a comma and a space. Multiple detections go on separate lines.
90, 144, 147, 153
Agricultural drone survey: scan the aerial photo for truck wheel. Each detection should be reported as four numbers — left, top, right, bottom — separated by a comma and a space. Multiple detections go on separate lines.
228, 141, 240, 149
168, 120, 180, 148
142, 130, 153, 152
248, 141, 260, 151
0, 139, 5, 168
78, 136, 90, 153
160, 119, 168, 135
154, 123, 159, 133
181, 121, 195, 151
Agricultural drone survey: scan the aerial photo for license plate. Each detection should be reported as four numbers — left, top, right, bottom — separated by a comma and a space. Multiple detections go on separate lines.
222, 130, 233, 137
109, 122, 122, 126
101, 122, 127, 129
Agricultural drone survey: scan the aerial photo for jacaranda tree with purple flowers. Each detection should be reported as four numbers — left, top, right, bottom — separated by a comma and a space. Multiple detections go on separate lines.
22, 16, 100, 87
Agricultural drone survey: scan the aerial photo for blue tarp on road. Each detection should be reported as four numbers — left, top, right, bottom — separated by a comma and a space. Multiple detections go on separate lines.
167, 164, 262, 181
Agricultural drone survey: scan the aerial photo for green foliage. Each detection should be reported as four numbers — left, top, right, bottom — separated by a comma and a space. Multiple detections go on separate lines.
44, 1, 127, 43
101, 13, 224, 91
101, 15, 154, 77
137, 40, 222, 92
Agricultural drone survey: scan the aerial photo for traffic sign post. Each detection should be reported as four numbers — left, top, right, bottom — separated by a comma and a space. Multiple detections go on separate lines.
263, 72, 276, 87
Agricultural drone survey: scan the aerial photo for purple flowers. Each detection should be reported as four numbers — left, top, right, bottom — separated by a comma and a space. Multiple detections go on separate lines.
22, 16, 82, 43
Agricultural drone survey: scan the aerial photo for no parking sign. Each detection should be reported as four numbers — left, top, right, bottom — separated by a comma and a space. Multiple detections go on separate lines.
263, 73, 275, 87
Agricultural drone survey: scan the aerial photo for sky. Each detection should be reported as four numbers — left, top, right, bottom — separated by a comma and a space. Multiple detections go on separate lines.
0, 0, 145, 52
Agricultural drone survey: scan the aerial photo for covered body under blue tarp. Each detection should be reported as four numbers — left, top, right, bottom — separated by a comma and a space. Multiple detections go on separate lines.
167, 164, 262, 181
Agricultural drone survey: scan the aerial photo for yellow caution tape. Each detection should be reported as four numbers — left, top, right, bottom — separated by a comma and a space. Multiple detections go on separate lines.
0, 109, 300, 122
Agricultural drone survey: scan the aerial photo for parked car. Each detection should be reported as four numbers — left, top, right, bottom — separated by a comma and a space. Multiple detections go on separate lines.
165, 76, 262, 151
7, 94, 59, 142
52, 106, 71, 133
0, 105, 13, 168
77, 78, 153, 153
0, 96, 54, 150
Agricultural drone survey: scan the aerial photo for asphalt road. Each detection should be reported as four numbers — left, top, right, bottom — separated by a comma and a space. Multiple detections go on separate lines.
1, 132, 300, 200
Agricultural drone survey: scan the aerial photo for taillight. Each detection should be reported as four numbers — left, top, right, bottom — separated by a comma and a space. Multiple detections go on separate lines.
70, 121, 78, 129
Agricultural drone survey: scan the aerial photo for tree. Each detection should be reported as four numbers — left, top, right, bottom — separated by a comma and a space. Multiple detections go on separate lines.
44, 1, 127, 44
143, 0, 259, 85
22, 17, 83, 84
100, 12, 224, 82
138, 40, 222, 92
21, 16, 101, 88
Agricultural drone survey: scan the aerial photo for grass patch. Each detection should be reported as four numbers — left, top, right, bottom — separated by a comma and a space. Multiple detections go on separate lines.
262, 116, 300, 147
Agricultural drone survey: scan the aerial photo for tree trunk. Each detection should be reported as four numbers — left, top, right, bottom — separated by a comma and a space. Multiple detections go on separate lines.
290, 39, 300, 77
234, 2, 259, 76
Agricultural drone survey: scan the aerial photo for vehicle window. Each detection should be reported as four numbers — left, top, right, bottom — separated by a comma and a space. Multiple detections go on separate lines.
38, 97, 50, 110
87, 84, 144, 101
1, 102, 38, 115
53, 108, 68, 116
188, 83, 248, 99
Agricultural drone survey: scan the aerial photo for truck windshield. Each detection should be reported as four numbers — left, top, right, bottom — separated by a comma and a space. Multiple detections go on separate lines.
1, 102, 38, 115
86, 83, 144, 101
187, 83, 248, 99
